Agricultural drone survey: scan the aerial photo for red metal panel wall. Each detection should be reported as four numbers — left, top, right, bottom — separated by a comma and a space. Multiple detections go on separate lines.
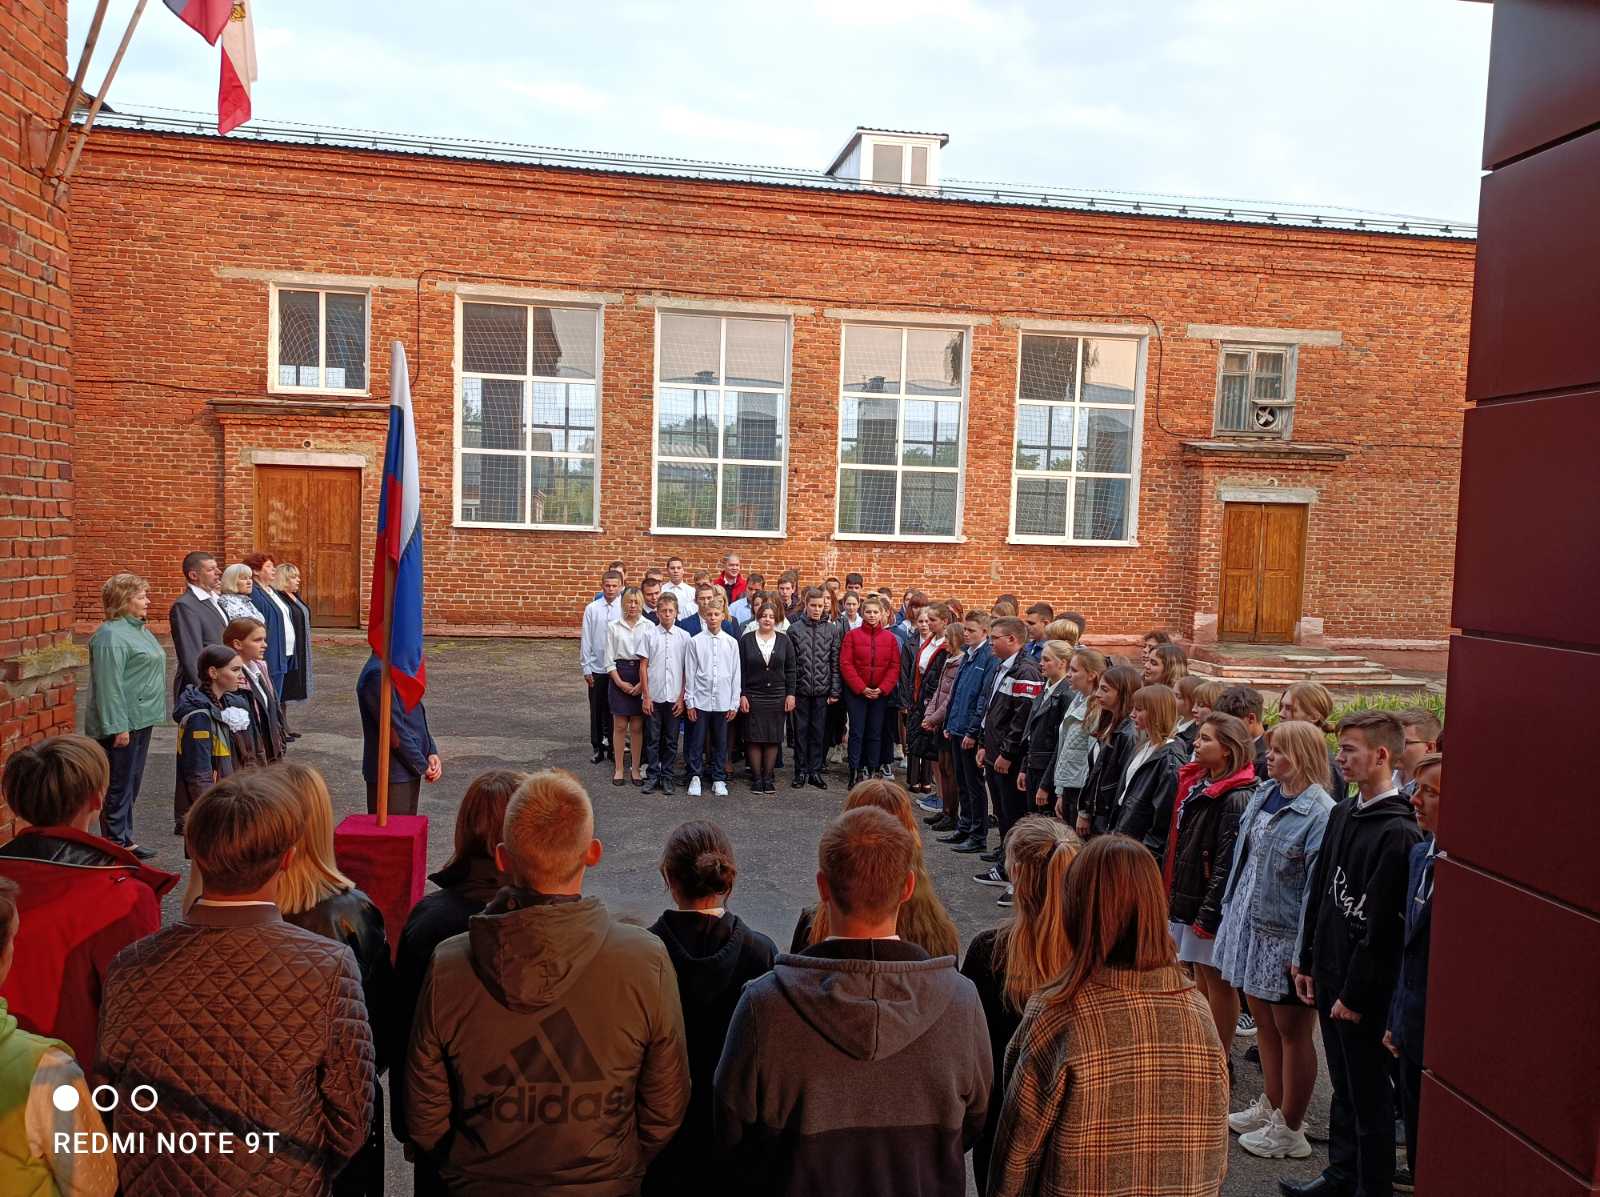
1426, 1, 1600, 1192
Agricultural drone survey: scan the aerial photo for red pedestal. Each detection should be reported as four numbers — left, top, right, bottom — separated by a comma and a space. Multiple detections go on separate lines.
334, 814, 428, 960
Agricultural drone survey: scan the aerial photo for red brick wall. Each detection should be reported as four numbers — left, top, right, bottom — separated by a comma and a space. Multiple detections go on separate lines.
0, 0, 77, 799
69, 129, 1473, 641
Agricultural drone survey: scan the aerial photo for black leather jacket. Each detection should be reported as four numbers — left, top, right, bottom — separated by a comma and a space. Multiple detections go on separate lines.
1167, 775, 1256, 932
1113, 739, 1188, 862
284, 888, 394, 1070
1080, 717, 1139, 833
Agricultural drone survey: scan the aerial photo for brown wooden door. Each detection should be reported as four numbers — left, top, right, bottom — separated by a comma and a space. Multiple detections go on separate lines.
254, 466, 362, 626
1219, 502, 1307, 643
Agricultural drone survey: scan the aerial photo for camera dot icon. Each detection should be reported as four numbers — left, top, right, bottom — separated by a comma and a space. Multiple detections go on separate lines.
52, 1084, 80, 1112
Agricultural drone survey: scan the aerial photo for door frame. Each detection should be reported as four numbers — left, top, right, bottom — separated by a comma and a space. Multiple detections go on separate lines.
1217, 496, 1309, 645
250, 450, 367, 628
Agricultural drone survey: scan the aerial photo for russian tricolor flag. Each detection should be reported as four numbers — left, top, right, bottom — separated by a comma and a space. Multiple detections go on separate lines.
369, 342, 427, 711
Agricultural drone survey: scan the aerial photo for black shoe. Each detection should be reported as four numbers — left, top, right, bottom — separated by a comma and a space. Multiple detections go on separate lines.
996, 887, 1014, 908
1243, 1043, 1260, 1065
173, 823, 185, 837
922, 809, 945, 825
591, 750, 608, 764
979, 848, 1003, 864
641, 777, 663, 794
128, 844, 158, 860
791, 775, 808, 789
1392, 1167, 1415, 1194
951, 838, 988, 854
937, 829, 971, 843
808, 773, 828, 790
972, 865, 1009, 887
662, 780, 675, 795
928, 817, 956, 833
1278, 1177, 1354, 1197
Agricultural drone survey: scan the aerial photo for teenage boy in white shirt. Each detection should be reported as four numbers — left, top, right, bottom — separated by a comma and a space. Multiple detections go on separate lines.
683, 595, 740, 797
580, 570, 623, 763
639, 594, 692, 794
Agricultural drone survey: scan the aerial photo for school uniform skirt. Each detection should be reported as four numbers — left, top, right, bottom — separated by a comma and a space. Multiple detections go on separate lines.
608, 659, 644, 716
743, 692, 787, 743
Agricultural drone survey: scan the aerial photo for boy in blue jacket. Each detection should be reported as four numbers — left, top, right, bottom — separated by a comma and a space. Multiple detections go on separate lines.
937, 612, 997, 853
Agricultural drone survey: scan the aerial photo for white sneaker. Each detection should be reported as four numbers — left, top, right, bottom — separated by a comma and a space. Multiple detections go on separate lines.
687, 777, 702, 797
1236, 1011, 1257, 1037
1238, 1111, 1312, 1159
712, 781, 729, 796
1227, 1092, 1273, 1135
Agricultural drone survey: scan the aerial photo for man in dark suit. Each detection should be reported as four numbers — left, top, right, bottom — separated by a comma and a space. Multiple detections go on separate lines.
1386, 751, 1442, 1190
357, 652, 441, 817
167, 551, 226, 707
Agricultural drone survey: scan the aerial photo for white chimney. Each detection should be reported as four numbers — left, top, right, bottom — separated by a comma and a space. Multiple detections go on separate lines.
825, 127, 947, 189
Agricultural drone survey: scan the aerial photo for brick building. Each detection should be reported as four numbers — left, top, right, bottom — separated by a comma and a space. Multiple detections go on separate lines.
0, 0, 78, 791
68, 115, 1474, 646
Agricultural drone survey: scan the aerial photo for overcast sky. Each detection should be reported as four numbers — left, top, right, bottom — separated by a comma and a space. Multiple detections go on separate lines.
71, 0, 1492, 223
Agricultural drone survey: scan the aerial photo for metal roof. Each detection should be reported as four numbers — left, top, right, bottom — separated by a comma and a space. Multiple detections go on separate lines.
82, 107, 1476, 241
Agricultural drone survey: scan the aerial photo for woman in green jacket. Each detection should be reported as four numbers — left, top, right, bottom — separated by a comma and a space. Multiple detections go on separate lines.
86, 573, 167, 858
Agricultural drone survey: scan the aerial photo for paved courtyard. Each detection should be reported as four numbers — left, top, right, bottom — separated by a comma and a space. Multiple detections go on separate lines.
108, 636, 1338, 1196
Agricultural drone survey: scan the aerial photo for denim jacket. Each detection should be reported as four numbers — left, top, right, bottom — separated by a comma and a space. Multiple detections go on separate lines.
945, 642, 997, 741
1221, 779, 1334, 940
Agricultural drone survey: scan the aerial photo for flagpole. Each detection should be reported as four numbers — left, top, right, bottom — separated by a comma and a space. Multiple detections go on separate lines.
375, 550, 397, 828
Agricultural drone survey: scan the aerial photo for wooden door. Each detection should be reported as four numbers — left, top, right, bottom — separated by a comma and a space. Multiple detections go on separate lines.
1219, 502, 1307, 644
254, 466, 362, 626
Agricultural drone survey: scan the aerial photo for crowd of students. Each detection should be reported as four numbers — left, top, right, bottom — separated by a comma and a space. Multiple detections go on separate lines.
0, 546, 1448, 1197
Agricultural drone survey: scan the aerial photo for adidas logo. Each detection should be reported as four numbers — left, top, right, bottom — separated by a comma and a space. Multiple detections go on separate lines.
479, 1008, 630, 1124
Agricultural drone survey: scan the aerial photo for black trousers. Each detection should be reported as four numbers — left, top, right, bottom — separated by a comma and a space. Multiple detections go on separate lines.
984, 763, 1021, 868
793, 694, 829, 777
644, 704, 681, 779
1318, 990, 1397, 1194
1396, 1053, 1423, 1176
97, 726, 153, 847
366, 778, 421, 817
844, 692, 888, 772
954, 742, 986, 838
587, 675, 611, 753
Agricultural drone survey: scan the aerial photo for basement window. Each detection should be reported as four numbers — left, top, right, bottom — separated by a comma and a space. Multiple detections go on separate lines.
1214, 344, 1298, 438
270, 286, 369, 394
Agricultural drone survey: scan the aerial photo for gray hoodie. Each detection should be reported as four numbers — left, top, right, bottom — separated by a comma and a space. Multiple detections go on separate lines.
405, 888, 690, 1197
713, 938, 992, 1197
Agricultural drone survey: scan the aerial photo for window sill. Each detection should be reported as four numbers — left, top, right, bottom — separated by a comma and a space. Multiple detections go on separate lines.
1007, 535, 1141, 548
267, 385, 373, 399
452, 521, 604, 533
650, 527, 786, 539
831, 533, 967, 544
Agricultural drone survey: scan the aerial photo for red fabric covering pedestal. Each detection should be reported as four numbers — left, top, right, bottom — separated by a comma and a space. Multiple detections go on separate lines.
334, 814, 428, 960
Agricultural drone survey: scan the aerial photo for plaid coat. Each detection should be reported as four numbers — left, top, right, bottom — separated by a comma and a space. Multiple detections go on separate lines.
988, 964, 1229, 1197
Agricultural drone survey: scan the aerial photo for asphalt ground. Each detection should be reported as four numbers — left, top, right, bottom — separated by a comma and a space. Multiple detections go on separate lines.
102, 636, 1342, 1196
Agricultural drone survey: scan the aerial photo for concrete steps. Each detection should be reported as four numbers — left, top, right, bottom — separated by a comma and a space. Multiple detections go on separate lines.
1187, 648, 1428, 692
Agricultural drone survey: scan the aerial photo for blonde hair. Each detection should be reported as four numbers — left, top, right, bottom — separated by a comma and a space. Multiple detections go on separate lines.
277, 562, 301, 585
1267, 720, 1333, 793
1041, 639, 1074, 669
220, 563, 254, 594
1192, 679, 1225, 711
503, 770, 594, 886
1071, 646, 1108, 729
1281, 681, 1335, 732
1043, 618, 1080, 646
994, 817, 1081, 1010
1133, 683, 1179, 744
808, 780, 960, 958
273, 763, 355, 914
101, 572, 149, 618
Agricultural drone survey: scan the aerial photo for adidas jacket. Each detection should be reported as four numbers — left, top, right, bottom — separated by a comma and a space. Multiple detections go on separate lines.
405, 888, 690, 1196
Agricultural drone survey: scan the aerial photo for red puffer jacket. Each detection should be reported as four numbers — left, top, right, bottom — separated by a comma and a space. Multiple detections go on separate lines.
840, 624, 901, 696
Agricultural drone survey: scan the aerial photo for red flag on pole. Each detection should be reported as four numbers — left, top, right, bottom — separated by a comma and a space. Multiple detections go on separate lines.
218, 2, 257, 135
162, 0, 231, 43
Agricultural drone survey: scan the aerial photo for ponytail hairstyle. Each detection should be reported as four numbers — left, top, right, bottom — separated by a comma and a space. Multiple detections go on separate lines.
197, 643, 242, 693
660, 820, 737, 902
993, 817, 1082, 1011
1281, 681, 1336, 733
1092, 665, 1141, 739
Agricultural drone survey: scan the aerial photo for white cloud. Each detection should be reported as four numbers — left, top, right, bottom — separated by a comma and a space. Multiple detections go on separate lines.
504, 80, 614, 113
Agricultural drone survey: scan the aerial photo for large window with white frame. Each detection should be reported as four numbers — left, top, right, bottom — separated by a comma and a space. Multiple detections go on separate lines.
653, 312, 788, 534
1011, 333, 1143, 543
270, 286, 369, 393
837, 324, 966, 538
1214, 344, 1297, 438
456, 301, 599, 529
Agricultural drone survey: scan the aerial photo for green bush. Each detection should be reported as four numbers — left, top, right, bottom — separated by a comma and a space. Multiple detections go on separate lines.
1265, 691, 1445, 749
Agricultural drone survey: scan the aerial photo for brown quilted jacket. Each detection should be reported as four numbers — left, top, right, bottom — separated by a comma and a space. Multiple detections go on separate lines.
97, 901, 375, 1196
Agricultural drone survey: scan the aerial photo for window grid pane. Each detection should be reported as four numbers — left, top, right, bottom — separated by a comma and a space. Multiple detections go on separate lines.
1012, 333, 1138, 542
458, 303, 598, 527
836, 325, 967, 537
1216, 347, 1293, 436
655, 314, 787, 531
